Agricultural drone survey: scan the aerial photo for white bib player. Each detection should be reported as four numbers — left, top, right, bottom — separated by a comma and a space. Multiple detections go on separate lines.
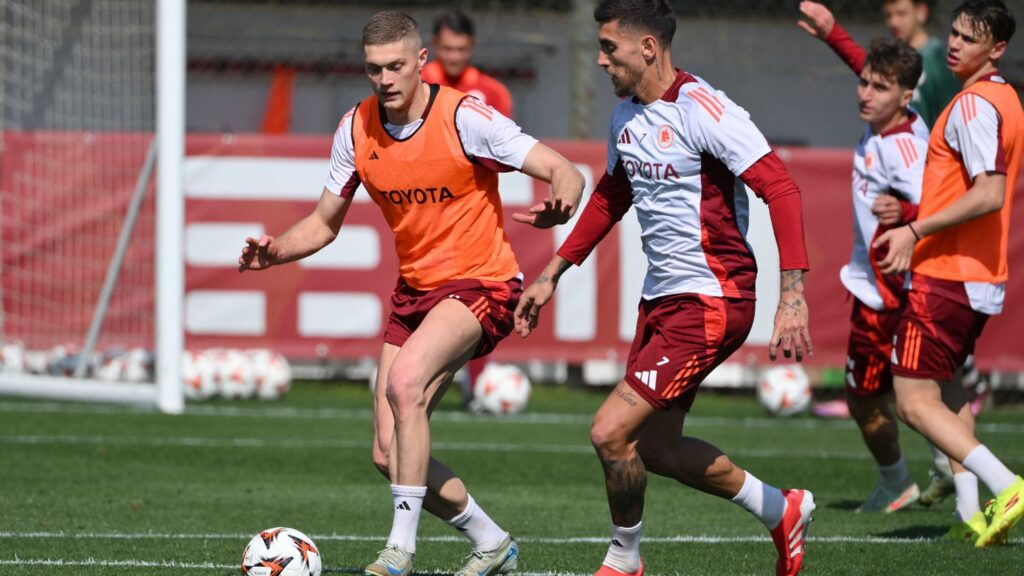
602, 73, 772, 301
842, 113, 928, 311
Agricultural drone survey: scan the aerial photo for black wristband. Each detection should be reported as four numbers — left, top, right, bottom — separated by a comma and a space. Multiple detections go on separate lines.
908, 222, 921, 241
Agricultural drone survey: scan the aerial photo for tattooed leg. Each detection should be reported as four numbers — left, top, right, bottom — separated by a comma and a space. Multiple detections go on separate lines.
600, 452, 648, 526
591, 382, 658, 526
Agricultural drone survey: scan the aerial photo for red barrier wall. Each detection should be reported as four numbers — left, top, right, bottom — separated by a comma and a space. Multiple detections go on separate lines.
4, 132, 1023, 370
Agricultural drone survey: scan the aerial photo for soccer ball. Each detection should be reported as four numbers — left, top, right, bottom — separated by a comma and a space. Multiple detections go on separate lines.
182, 349, 218, 400
473, 363, 532, 415
46, 343, 80, 376
242, 527, 322, 576
209, 348, 257, 399
757, 365, 812, 417
246, 349, 292, 401
0, 340, 26, 373
95, 349, 127, 382
123, 347, 155, 383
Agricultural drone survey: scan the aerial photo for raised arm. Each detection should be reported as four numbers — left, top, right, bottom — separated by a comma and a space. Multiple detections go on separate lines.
798, 1, 867, 75
238, 188, 352, 272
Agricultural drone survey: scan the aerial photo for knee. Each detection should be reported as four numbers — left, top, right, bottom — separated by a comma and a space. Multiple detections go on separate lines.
385, 365, 427, 418
847, 396, 890, 431
895, 396, 927, 429
590, 416, 633, 460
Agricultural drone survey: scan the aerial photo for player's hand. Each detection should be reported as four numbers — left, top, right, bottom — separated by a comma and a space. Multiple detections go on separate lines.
871, 195, 904, 226
514, 276, 557, 337
512, 198, 575, 229
769, 270, 814, 362
873, 226, 916, 275
797, 1, 835, 39
238, 235, 278, 272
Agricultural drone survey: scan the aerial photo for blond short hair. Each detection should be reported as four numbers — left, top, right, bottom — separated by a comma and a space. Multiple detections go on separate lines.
362, 11, 421, 49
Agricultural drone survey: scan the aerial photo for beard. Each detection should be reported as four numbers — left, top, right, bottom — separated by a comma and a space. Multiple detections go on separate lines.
610, 68, 641, 98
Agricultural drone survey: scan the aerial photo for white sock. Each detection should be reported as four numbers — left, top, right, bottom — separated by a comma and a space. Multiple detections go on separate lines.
930, 444, 953, 477
963, 445, 1016, 495
953, 472, 981, 522
387, 484, 427, 553
879, 456, 912, 489
731, 471, 786, 530
446, 494, 508, 552
602, 521, 642, 573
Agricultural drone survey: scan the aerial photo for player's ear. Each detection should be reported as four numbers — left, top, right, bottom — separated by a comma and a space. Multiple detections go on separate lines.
417, 47, 428, 70
641, 35, 659, 62
988, 40, 1007, 63
915, 3, 928, 27
900, 87, 914, 109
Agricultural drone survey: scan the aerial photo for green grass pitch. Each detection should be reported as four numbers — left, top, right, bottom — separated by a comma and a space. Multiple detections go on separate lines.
0, 381, 1022, 575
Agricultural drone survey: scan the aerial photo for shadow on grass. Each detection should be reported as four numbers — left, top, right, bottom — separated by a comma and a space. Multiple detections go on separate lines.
873, 525, 947, 539
826, 499, 862, 511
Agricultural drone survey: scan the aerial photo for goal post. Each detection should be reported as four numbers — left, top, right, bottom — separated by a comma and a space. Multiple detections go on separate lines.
156, 0, 186, 414
0, 0, 185, 413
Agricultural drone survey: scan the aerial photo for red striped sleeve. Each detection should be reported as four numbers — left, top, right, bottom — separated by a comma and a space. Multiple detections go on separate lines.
460, 98, 494, 121
740, 152, 809, 271
686, 88, 724, 122
823, 22, 867, 76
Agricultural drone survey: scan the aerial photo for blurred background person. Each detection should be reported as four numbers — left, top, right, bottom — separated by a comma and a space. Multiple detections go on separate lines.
422, 10, 513, 119
423, 10, 516, 409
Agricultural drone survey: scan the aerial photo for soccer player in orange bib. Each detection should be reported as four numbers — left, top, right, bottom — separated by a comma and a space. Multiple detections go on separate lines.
238, 11, 585, 576
515, 2, 815, 574
873, 0, 1023, 547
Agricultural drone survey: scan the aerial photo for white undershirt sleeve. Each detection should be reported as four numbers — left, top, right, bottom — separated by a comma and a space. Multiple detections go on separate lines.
944, 94, 1006, 179
455, 97, 538, 171
324, 107, 360, 198
683, 86, 772, 175
880, 135, 926, 203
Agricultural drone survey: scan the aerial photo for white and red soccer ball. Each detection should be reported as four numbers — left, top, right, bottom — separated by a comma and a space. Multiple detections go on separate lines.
757, 365, 812, 417
182, 349, 218, 400
246, 348, 292, 401
0, 339, 26, 373
473, 363, 532, 415
242, 527, 322, 576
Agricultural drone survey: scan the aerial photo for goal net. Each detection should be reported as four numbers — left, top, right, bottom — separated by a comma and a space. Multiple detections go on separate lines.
0, 0, 183, 411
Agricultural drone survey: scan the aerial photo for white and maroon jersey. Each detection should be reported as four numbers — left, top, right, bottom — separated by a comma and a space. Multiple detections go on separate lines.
919, 86, 1009, 315
840, 113, 928, 311
602, 72, 772, 300
324, 91, 537, 198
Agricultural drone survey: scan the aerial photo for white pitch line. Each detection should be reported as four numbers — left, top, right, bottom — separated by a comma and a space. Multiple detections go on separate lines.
3, 434, 1022, 464
0, 558, 237, 570
0, 557, 592, 576
2, 400, 1023, 434
1, 531, 1019, 545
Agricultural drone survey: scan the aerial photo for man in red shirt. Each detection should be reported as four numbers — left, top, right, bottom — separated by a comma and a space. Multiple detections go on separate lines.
423, 11, 516, 408
422, 11, 514, 119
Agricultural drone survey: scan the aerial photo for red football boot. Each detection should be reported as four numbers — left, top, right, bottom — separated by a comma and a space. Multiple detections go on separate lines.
594, 559, 643, 576
770, 489, 815, 576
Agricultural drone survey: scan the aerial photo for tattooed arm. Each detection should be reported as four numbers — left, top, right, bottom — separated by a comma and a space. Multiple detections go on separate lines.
769, 270, 814, 361
513, 256, 573, 338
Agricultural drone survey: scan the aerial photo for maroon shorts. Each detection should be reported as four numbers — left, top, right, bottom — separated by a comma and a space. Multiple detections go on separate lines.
845, 298, 901, 397
891, 287, 989, 381
382, 276, 523, 359
624, 293, 755, 411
